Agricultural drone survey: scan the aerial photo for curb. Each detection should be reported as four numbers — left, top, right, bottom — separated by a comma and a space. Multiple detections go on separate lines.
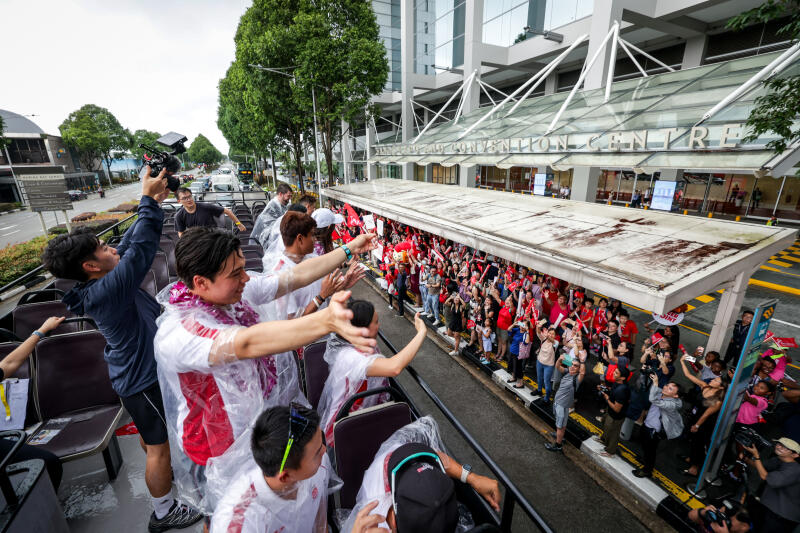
0, 208, 26, 216
362, 273, 696, 533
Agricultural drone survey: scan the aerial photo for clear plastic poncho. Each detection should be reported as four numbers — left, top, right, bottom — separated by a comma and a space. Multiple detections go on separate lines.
316, 335, 389, 448
251, 198, 287, 246
339, 416, 474, 532
210, 453, 342, 533
154, 269, 307, 514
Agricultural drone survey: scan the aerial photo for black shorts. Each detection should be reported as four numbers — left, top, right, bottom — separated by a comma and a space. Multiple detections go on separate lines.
120, 381, 168, 445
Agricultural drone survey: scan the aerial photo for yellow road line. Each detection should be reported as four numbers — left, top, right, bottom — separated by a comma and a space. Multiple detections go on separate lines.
695, 294, 715, 303
768, 259, 793, 268
748, 278, 800, 296
684, 304, 696, 311
716, 289, 725, 294
759, 265, 800, 278
778, 254, 800, 263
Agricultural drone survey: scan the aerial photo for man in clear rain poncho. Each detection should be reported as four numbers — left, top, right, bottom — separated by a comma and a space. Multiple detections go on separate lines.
317, 300, 428, 448
252, 183, 292, 246
341, 417, 501, 533
259, 195, 317, 257
210, 405, 338, 533
154, 225, 377, 513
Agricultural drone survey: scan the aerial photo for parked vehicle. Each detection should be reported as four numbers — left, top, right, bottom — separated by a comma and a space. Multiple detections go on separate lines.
66, 190, 87, 201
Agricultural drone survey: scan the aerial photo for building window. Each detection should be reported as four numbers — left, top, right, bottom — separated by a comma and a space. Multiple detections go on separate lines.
8, 138, 50, 164
431, 163, 458, 185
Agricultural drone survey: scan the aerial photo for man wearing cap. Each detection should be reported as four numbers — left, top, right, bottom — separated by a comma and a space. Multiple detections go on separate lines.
742, 436, 800, 532
342, 417, 500, 533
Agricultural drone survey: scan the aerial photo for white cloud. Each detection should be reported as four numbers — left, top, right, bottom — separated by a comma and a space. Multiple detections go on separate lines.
0, 0, 252, 154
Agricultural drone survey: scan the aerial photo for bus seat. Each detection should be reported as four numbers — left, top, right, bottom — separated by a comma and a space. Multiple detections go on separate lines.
302, 341, 328, 410
150, 252, 170, 291
32, 331, 123, 480
140, 270, 158, 297
12, 302, 76, 339
333, 399, 413, 509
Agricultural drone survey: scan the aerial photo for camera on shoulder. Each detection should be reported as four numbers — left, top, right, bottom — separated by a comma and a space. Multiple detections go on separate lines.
139, 131, 187, 192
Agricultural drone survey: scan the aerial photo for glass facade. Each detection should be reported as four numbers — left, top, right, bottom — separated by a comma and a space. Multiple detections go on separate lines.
374, 0, 402, 91
7, 138, 49, 164
483, 0, 593, 47
377, 164, 401, 179
414, 0, 465, 74
432, 163, 459, 184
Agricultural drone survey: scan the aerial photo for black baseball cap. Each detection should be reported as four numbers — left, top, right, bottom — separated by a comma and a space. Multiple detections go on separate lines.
387, 442, 458, 533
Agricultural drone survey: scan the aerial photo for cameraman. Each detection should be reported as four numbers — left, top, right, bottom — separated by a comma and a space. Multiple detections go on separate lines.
742, 437, 800, 532
41, 167, 203, 531
595, 367, 631, 458
688, 504, 752, 532
174, 187, 245, 237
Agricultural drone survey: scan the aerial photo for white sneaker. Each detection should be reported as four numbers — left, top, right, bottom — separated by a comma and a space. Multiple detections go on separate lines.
448, 350, 458, 356
432, 320, 440, 326
388, 305, 393, 310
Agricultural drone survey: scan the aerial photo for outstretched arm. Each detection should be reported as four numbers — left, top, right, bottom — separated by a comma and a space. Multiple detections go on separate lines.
0, 317, 64, 377
368, 313, 427, 378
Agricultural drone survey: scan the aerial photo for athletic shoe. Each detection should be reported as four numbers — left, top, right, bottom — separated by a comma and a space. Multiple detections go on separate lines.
432, 320, 440, 327
388, 305, 393, 310
479, 357, 489, 365
148, 502, 204, 533
632, 468, 651, 478
544, 442, 563, 453
448, 350, 458, 356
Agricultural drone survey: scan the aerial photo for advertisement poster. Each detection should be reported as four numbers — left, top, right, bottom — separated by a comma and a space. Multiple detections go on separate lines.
650, 180, 677, 211
533, 173, 547, 196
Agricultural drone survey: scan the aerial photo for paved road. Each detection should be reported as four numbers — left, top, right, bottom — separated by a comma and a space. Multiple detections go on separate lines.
0, 183, 142, 248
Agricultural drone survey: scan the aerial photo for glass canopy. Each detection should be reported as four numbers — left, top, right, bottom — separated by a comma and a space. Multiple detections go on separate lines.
371, 50, 799, 174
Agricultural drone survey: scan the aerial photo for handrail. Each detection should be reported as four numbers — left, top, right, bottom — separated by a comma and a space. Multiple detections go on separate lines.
0, 212, 139, 296
376, 329, 553, 533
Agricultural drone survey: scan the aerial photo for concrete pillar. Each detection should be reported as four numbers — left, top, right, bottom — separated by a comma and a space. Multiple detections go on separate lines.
584, 1, 625, 90
366, 118, 377, 181
341, 118, 351, 184
544, 72, 558, 95
461, 0, 484, 113
400, 0, 415, 179
570, 166, 601, 202
459, 165, 476, 188
706, 270, 751, 353
425, 163, 433, 183
682, 35, 707, 69
659, 168, 684, 181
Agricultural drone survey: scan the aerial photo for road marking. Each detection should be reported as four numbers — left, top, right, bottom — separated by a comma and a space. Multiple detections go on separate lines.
770, 317, 800, 329
1, 230, 19, 236
748, 278, 800, 296
695, 294, 715, 303
768, 259, 793, 268
0, 225, 16, 231
759, 265, 800, 278
778, 255, 800, 263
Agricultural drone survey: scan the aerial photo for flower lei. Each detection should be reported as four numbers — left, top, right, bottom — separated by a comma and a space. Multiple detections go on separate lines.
169, 281, 277, 394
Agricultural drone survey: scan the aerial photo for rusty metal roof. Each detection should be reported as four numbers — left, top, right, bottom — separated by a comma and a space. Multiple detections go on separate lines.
324, 179, 797, 313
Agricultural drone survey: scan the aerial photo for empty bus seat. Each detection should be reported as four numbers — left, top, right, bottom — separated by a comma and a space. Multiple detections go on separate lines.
53, 279, 76, 293
150, 252, 170, 291
239, 244, 264, 257
333, 398, 414, 509
244, 258, 263, 272
17, 289, 65, 306
302, 341, 329, 410
32, 331, 123, 480
140, 270, 158, 297
12, 302, 76, 339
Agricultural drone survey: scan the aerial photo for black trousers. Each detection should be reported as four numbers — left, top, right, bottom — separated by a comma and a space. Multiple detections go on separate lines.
0, 438, 62, 490
395, 285, 407, 315
512, 355, 526, 380
640, 427, 663, 474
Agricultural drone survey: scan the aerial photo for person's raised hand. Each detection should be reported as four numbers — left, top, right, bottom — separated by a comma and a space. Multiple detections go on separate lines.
350, 501, 390, 533
348, 233, 378, 255
342, 261, 367, 289
141, 166, 167, 199
321, 271, 345, 299
413, 312, 426, 334
469, 473, 501, 512
39, 316, 65, 334
326, 291, 376, 353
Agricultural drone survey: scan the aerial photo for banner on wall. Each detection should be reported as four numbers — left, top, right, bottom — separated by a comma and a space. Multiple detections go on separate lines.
650, 180, 677, 211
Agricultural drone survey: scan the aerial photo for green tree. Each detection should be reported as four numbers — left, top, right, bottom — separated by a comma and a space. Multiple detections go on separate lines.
59, 104, 129, 185
728, 1, 800, 153
292, 0, 388, 185
187, 134, 223, 166
129, 129, 162, 161
0, 115, 9, 150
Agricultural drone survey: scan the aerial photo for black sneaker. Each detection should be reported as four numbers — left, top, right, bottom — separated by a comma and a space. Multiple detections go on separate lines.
148, 501, 204, 533
546, 431, 557, 440
544, 442, 563, 453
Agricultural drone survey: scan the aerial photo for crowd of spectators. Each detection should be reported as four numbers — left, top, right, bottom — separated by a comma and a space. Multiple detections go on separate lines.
343, 207, 800, 533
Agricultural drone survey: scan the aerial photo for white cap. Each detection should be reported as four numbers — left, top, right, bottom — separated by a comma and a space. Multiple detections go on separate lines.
312, 208, 344, 228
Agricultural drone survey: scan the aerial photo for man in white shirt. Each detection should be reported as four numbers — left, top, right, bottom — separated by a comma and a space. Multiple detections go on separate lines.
210, 405, 333, 533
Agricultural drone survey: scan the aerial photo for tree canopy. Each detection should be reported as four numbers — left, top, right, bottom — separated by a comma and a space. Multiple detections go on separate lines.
728, 1, 800, 154
59, 104, 128, 180
187, 134, 223, 165
129, 129, 162, 161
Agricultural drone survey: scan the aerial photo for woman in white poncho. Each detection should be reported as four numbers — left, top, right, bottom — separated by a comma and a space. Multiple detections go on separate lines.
317, 300, 427, 447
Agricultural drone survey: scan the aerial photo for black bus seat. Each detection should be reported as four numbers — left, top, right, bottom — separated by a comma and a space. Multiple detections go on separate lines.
244, 258, 263, 272
150, 252, 170, 291
239, 244, 264, 257
17, 289, 65, 306
52, 278, 76, 293
333, 387, 413, 509
31, 331, 123, 480
12, 302, 76, 339
302, 341, 329, 410
140, 270, 158, 297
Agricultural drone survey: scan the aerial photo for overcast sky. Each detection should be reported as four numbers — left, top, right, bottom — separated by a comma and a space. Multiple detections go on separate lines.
1, 0, 252, 154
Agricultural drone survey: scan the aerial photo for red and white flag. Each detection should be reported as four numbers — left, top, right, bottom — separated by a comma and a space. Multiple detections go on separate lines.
344, 203, 362, 227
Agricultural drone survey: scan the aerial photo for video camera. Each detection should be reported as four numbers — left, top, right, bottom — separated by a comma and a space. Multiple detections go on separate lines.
139, 131, 188, 192
734, 426, 773, 451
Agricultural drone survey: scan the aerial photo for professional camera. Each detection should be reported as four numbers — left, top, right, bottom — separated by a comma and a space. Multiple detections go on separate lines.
641, 366, 658, 379
597, 384, 611, 398
701, 507, 730, 530
734, 426, 773, 451
139, 131, 188, 192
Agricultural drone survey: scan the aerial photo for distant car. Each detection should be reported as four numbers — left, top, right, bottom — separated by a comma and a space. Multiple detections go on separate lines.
188, 183, 204, 196
67, 190, 87, 201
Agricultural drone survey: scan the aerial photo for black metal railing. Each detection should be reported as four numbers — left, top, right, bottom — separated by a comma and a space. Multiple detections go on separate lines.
377, 330, 553, 533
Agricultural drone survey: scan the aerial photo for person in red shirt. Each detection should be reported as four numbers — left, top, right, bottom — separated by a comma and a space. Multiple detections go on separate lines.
617, 309, 639, 346
549, 293, 570, 329
495, 295, 515, 363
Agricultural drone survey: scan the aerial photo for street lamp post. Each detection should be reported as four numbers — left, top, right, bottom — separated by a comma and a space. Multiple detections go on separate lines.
248, 64, 324, 201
